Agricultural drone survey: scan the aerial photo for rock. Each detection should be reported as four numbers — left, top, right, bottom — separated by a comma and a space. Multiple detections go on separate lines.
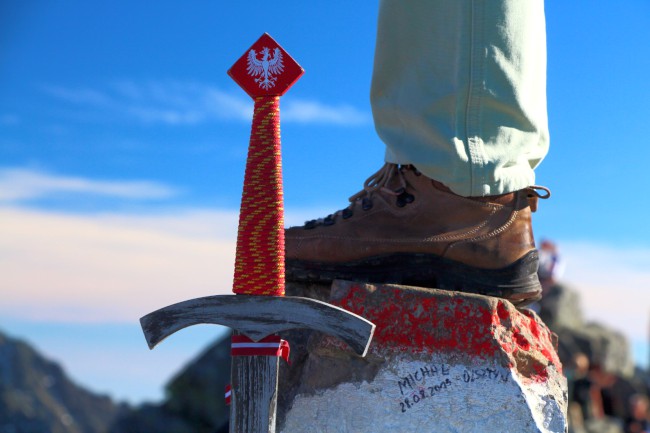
107, 404, 196, 433
583, 417, 624, 433
108, 333, 231, 433
164, 332, 231, 430
278, 280, 568, 433
539, 283, 585, 330
539, 283, 634, 378
0, 330, 125, 433
580, 324, 634, 378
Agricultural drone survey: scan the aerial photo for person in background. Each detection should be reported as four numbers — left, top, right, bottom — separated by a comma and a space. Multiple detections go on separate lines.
625, 394, 650, 433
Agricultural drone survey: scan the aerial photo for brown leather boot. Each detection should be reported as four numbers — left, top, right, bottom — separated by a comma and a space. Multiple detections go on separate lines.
285, 163, 550, 306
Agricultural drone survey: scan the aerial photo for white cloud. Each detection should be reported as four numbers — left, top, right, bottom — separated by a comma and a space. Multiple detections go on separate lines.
0, 207, 238, 323
43, 86, 112, 106
0, 167, 179, 202
118, 81, 252, 124
43, 81, 369, 126
283, 100, 369, 125
558, 241, 650, 345
0, 204, 326, 325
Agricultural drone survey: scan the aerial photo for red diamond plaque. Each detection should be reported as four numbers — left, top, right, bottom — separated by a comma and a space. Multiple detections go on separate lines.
228, 33, 304, 98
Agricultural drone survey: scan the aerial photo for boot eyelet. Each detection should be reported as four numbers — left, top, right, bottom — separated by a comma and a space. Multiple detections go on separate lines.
342, 208, 353, 219
396, 192, 415, 207
362, 197, 373, 211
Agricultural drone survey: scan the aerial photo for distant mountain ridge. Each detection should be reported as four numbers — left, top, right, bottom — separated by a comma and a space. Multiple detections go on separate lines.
0, 330, 126, 433
108, 333, 231, 433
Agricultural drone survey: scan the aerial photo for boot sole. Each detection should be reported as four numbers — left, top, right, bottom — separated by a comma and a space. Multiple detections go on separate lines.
286, 250, 542, 307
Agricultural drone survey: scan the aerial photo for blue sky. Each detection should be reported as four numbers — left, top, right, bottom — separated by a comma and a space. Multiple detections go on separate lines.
1, 1, 649, 403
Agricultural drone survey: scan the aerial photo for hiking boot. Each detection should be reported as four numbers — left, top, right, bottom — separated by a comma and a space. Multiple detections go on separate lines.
285, 163, 550, 306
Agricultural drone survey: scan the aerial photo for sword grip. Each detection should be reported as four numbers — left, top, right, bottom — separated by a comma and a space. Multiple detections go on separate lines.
233, 95, 285, 296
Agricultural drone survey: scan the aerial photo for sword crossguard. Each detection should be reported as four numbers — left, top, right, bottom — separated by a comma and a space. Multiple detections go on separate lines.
140, 294, 375, 357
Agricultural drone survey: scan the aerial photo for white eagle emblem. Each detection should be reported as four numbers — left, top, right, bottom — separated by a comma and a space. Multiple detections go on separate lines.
247, 46, 284, 90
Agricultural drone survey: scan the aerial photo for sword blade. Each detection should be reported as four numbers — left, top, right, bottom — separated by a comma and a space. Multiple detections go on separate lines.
230, 343, 280, 433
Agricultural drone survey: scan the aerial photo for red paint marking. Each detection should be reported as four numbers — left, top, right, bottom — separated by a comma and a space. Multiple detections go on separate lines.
497, 300, 510, 321
331, 284, 562, 382
337, 287, 497, 357
513, 328, 531, 351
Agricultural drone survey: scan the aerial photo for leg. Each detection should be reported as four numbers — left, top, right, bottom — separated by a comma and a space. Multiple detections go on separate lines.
373, 0, 549, 197
285, 0, 550, 306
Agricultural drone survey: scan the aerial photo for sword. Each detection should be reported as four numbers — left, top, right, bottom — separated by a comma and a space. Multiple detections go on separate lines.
140, 33, 375, 433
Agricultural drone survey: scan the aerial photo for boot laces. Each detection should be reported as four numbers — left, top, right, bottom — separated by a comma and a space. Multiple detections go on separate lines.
303, 163, 412, 229
348, 163, 406, 202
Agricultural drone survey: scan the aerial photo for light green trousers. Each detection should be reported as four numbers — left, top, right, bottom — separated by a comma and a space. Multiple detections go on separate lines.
371, 0, 549, 197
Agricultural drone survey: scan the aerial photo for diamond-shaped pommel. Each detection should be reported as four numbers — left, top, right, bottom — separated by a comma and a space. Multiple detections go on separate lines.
228, 33, 304, 98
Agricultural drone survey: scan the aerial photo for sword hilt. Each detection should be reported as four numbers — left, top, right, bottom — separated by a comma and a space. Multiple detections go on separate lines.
233, 95, 285, 296
228, 33, 303, 297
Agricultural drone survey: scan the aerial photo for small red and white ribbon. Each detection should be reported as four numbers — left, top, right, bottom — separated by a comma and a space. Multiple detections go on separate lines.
231, 334, 291, 364
224, 384, 232, 406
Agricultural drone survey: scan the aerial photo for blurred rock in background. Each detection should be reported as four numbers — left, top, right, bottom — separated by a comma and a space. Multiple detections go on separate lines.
108, 333, 231, 433
0, 331, 126, 433
535, 240, 649, 433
